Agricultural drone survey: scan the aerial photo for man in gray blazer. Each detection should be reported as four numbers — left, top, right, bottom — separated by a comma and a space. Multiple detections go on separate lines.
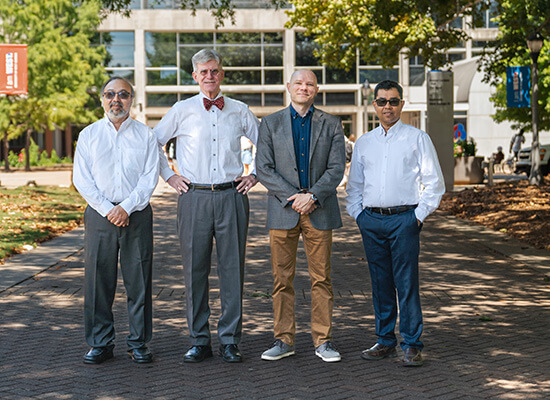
256, 69, 346, 363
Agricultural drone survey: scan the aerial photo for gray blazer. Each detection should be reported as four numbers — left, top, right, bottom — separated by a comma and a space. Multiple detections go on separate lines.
256, 106, 346, 230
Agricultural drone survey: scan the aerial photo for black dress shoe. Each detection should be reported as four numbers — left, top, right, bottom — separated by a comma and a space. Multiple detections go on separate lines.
84, 346, 114, 364
361, 343, 397, 360
218, 344, 242, 363
183, 345, 213, 363
128, 346, 153, 364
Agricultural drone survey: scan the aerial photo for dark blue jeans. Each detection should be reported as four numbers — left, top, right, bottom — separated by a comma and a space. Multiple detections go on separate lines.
356, 208, 423, 350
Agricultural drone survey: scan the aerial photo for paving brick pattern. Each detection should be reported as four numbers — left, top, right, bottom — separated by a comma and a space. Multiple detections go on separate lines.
1, 189, 549, 399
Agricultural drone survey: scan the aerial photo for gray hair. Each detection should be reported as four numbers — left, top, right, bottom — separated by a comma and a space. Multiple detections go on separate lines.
192, 49, 223, 72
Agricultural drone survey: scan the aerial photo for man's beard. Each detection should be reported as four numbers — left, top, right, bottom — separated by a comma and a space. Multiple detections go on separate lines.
107, 101, 129, 119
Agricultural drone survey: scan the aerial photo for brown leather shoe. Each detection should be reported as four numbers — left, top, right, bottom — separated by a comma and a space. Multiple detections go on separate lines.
361, 343, 397, 360
402, 347, 424, 367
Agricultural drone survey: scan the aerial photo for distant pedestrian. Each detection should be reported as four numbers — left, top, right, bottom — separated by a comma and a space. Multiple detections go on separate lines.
346, 80, 445, 367
256, 69, 345, 363
510, 129, 525, 160
153, 49, 259, 364
73, 77, 160, 364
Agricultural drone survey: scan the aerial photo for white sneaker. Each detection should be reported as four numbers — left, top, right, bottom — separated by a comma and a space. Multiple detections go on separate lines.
315, 341, 341, 362
261, 339, 295, 361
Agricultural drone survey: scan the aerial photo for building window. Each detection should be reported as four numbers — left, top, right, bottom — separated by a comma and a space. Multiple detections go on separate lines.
295, 33, 356, 84
96, 31, 135, 83
473, 0, 499, 28
145, 32, 178, 85
409, 55, 425, 87
175, 32, 284, 86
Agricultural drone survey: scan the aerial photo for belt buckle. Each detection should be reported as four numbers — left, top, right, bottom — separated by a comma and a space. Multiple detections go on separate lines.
211, 183, 218, 191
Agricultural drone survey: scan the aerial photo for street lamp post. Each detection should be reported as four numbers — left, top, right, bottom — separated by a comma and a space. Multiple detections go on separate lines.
526, 31, 544, 185
361, 79, 372, 134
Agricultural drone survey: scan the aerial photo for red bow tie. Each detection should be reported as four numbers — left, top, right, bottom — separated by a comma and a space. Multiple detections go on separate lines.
203, 96, 224, 111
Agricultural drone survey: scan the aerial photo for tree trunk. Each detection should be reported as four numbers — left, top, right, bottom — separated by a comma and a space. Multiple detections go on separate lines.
3, 130, 10, 171
25, 128, 31, 172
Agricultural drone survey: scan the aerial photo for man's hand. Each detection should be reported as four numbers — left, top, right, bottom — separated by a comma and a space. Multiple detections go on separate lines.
235, 174, 258, 195
107, 205, 129, 227
167, 174, 191, 195
287, 192, 317, 215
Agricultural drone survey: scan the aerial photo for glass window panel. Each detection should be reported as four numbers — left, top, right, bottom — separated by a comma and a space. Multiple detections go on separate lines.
472, 41, 489, 48
314, 92, 323, 105
219, 46, 261, 67
147, 70, 178, 85
409, 67, 425, 86
216, 33, 261, 45
129, 0, 141, 9
224, 70, 261, 85
449, 17, 463, 29
448, 53, 465, 62
326, 67, 356, 84
102, 32, 135, 68
295, 33, 321, 66
264, 32, 283, 44
229, 93, 261, 106
147, 93, 178, 107
488, 1, 499, 28
105, 47, 134, 68
265, 47, 283, 66
359, 69, 398, 84
179, 33, 213, 44
107, 69, 134, 84
147, 0, 175, 9
103, 31, 134, 47
264, 93, 284, 106
180, 46, 213, 84
146, 32, 177, 67
325, 92, 355, 106
264, 70, 283, 84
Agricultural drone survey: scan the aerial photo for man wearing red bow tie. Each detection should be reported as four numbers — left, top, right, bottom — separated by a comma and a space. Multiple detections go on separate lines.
154, 49, 260, 363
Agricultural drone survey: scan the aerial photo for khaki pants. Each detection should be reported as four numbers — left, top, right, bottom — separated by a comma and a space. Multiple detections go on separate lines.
269, 214, 334, 348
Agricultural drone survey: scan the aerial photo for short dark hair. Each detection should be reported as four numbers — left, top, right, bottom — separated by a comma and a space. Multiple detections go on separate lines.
101, 76, 135, 97
374, 80, 403, 99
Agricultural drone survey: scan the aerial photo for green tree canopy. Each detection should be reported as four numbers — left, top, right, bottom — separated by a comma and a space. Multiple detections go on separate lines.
480, 0, 550, 132
0, 0, 106, 170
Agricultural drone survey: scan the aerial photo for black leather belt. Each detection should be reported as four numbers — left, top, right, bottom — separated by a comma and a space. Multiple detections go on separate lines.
189, 181, 236, 191
366, 205, 417, 215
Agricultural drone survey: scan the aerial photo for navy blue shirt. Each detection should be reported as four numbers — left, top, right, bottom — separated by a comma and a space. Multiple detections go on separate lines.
290, 104, 314, 189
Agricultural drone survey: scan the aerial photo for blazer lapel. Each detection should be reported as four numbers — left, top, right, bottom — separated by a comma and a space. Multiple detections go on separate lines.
280, 107, 298, 169
309, 108, 325, 162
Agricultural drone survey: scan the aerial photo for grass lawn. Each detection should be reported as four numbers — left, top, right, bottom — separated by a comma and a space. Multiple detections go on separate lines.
0, 186, 86, 261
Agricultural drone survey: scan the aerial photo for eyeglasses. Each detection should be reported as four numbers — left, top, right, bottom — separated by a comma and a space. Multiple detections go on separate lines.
374, 97, 402, 107
103, 90, 131, 100
198, 68, 220, 77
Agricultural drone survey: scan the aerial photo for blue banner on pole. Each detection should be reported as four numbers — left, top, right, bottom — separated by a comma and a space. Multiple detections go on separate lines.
506, 66, 530, 107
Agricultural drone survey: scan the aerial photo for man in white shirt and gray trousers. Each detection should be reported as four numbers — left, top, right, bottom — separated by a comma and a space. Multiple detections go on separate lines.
153, 49, 260, 363
346, 80, 445, 367
73, 77, 160, 364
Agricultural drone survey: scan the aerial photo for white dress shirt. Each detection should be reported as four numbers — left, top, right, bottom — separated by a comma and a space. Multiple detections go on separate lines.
73, 116, 160, 217
346, 120, 445, 223
153, 92, 260, 184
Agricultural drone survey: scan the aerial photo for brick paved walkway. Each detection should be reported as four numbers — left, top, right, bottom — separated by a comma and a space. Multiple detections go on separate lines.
1, 188, 549, 399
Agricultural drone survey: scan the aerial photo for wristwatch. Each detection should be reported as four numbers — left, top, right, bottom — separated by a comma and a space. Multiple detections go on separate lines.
310, 193, 318, 202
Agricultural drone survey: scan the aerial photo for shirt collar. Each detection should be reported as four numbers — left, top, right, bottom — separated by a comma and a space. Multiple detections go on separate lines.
200, 90, 223, 101
290, 104, 315, 119
104, 114, 133, 133
379, 119, 403, 136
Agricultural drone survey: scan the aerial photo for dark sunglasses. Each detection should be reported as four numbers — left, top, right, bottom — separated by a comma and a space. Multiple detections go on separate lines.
374, 97, 402, 107
103, 90, 131, 100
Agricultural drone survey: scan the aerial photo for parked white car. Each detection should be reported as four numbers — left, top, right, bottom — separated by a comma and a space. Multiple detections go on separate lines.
515, 144, 550, 176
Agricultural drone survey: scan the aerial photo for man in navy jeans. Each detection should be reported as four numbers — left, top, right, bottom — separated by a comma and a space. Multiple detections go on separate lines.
346, 80, 445, 367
